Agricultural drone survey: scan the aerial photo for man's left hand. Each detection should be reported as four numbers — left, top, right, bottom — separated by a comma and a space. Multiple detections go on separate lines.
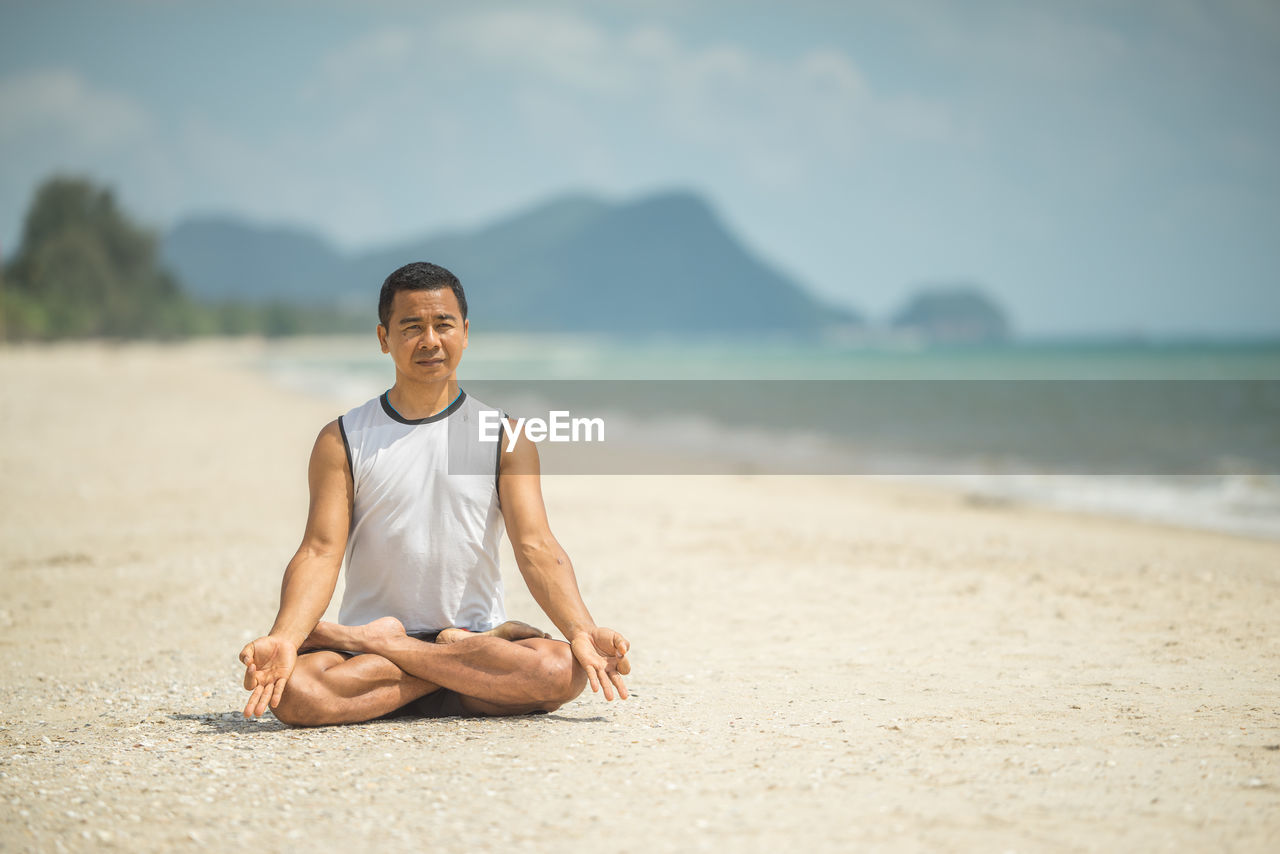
569, 627, 631, 701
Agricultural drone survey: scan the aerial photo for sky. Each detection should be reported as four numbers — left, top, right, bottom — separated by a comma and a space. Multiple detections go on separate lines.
1, 0, 1278, 337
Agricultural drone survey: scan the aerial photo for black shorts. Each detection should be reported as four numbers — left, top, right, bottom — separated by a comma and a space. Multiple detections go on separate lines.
381, 687, 470, 719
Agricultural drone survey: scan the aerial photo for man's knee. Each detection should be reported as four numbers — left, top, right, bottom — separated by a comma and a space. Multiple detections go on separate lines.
271, 665, 328, 727
533, 641, 588, 712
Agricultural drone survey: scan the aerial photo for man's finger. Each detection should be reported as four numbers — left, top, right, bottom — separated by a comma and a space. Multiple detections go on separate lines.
243, 662, 258, 691
254, 683, 272, 717
616, 655, 632, 676
583, 662, 601, 694
598, 667, 615, 701
244, 685, 264, 718
609, 670, 629, 700
270, 677, 286, 709
239, 642, 254, 666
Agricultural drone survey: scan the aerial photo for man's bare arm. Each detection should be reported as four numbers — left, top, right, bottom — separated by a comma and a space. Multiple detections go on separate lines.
268, 420, 352, 646
498, 424, 631, 699
240, 420, 353, 717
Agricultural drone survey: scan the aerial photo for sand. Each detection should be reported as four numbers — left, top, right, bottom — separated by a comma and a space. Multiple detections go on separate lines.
1, 340, 1278, 853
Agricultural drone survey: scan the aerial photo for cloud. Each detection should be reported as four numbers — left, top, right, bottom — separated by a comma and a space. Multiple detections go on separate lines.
0, 69, 152, 147
0, 69, 167, 248
439, 9, 625, 92
0, 67, 373, 248
896, 2, 1130, 85
313, 10, 958, 194
315, 27, 418, 98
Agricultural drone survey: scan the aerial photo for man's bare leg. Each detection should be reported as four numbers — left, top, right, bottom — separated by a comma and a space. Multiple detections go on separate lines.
271, 650, 440, 727
436, 620, 551, 645
275, 617, 586, 726
297, 619, 549, 652
307, 617, 585, 712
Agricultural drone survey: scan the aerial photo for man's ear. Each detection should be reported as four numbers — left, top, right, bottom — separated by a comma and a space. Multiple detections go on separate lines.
377, 324, 390, 354
462, 318, 469, 350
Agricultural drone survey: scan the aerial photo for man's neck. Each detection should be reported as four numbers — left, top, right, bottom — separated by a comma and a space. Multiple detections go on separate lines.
386, 378, 460, 420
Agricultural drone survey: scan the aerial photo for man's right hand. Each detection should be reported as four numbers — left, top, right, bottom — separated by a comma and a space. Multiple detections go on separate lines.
239, 635, 297, 718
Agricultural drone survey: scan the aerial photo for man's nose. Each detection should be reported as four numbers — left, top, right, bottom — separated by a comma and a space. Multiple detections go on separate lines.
418, 328, 441, 350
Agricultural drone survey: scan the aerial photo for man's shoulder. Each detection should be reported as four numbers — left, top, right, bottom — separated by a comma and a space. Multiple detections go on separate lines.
345, 393, 385, 417
457, 391, 504, 418
338, 394, 387, 429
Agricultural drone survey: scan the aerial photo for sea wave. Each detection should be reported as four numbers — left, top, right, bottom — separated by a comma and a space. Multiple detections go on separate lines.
253, 338, 1280, 541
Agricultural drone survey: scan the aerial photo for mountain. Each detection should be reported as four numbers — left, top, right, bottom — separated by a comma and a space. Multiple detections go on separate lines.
891, 285, 1012, 344
163, 216, 350, 303
162, 191, 860, 333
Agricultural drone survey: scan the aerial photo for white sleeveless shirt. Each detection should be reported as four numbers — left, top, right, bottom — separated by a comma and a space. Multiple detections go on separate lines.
337, 390, 507, 633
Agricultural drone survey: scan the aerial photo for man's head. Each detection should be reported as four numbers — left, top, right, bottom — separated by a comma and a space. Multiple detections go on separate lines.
377, 262, 468, 330
376, 262, 470, 383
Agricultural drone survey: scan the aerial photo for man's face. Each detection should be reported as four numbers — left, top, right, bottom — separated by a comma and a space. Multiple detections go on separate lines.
377, 288, 469, 382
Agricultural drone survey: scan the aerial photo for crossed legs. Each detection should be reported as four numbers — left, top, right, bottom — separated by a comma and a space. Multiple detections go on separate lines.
271, 617, 588, 727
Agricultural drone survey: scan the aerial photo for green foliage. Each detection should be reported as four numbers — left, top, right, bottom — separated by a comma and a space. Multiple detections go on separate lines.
188, 300, 367, 338
1, 175, 367, 341
2, 176, 189, 340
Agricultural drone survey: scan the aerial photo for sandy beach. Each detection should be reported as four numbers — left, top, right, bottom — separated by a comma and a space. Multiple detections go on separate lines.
1, 341, 1278, 853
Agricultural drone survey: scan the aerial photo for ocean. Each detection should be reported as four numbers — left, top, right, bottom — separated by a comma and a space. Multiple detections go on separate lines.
255, 334, 1280, 541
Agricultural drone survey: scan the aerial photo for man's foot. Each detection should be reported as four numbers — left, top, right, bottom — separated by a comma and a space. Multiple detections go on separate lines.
298, 621, 341, 652
436, 620, 552, 645
300, 617, 407, 654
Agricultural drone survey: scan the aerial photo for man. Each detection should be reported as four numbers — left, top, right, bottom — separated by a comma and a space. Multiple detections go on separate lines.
239, 262, 630, 725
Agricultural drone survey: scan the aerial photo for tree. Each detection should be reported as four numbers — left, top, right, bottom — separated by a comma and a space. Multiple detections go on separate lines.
2, 176, 189, 339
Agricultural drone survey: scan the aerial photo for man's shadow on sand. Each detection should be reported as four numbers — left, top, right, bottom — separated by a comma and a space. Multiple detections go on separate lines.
169, 711, 607, 734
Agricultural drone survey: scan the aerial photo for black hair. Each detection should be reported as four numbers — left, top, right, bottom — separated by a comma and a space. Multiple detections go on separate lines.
377, 262, 468, 328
